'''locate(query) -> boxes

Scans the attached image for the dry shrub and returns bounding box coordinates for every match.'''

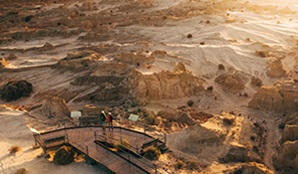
[255,50,269,58]
[207,86,213,91]
[186,160,198,170]
[176,159,186,169]
[187,100,194,107]
[54,146,75,165]
[223,117,235,126]
[15,168,28,174]
[9,146,22,154]
[142,147,161,160]
[218,64,225,70]
[145,115,155,125]
[187,34,192,38]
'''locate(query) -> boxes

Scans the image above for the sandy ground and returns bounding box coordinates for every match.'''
[0,106,106,174]
[0,0,298,173]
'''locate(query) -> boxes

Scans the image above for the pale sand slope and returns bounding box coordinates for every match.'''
[135,0,298,82]
[0,106,104,174]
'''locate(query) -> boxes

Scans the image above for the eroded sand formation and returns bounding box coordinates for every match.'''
[0,0,298,173]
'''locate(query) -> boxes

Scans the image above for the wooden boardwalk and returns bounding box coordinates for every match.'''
[33,126,166,174]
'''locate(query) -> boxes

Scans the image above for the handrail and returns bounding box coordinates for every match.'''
[66,134,89,155]
[34,125,169,173]
[39,126,163,143]
[33,133,46,148]
[95,133,156,171]
[95,140,152,174]
[95,131,139,152]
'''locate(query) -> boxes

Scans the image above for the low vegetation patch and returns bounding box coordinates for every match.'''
[223,117,235,126]
[15,168,28,174]
[54,146,75,165]
[8,146,22,154]
[142,146,161,160]
[187,100,194,107]
[255,50,269,58]
[176,159,186,169]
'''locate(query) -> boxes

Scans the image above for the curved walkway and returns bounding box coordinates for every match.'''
[33,126,165,174]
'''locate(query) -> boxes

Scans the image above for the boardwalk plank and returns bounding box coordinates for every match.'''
[36,127,158,174]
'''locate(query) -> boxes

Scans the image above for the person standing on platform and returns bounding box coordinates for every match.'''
[99,111,107,133]
[107,112,114,132]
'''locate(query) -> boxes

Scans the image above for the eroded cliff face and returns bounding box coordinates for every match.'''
[215,72,245,93]
[249,80,298,112]
[274,140,298,173]
[131,69,205,104]
[274,112,298,174]
[266,59,287,78]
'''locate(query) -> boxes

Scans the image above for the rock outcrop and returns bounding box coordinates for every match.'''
[231,162,274,174]
[0,80,33,102]
[267,59,287,78]
[31,96,70,119]
[157,110,197,129]
[281,124,298,143]
[55,51,103,70]
[115,52,155,67]
[72,75,129,104]
[81,104,109,117]
[249,80,298,112]
[7,53,18,60]
[220,143,249,163]
[214,72,245,93]
[250,76,263,88]
[0,58,8,68]
[91,62,130,76]
[274,140,298,173]
[131,70,205,104]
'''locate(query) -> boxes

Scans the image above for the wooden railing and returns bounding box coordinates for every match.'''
[33,125,169,174]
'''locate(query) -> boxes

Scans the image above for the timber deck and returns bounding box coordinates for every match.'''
[33,126,166,174]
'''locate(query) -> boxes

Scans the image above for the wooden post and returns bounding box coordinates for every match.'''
[33,133,37,146]
[164,132,167,144]
[136,145,138,153]
[65,134,68,143]
[86,146,89,155]
[128,152,131,168]
[144,124,146,134]
[94,131,97,141]
[143,124,146,141]
[120,119,122,141]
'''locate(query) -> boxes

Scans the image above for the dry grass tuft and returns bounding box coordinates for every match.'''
[8,146,22,154]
